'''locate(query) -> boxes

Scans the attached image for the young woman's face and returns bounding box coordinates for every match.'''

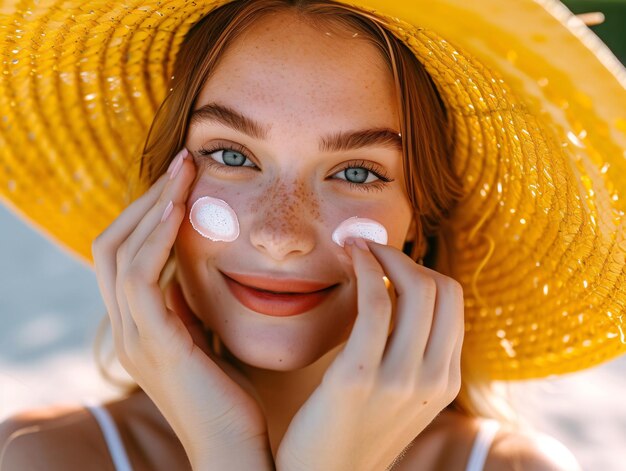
[174,11,415,370]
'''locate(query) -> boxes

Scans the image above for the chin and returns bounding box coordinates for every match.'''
[215,325,345,372]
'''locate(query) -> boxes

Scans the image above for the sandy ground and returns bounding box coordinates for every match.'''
[1,203,624,470]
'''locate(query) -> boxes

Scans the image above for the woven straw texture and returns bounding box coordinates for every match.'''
[0,0,625,380]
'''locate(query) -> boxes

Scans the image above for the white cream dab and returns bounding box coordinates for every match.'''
[331,216,388,247]
[189,196,239,242]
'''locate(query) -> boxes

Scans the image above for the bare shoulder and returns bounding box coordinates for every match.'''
[389,409,582,471]
[0,391,190,471]
[486,427,583,471]
[0,403,110,470]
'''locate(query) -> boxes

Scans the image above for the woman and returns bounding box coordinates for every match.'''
[1,0,624,469]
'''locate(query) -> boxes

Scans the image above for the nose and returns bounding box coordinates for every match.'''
[248,179,318,261]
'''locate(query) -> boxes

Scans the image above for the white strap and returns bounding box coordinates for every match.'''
[84,403,133,471]
[465,419,501,471]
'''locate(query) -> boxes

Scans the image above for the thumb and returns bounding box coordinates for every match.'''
[164,279,212,354]
[164,280,260,402]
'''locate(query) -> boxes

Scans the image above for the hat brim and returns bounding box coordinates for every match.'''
[0,0,624,380]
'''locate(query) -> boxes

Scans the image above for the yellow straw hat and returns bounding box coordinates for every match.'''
[0,0,625,381]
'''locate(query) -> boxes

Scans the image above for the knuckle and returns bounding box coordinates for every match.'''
[155,194,167,208]
[448,280,465,309]
[449,373,462,398]
[422,272,438,290]
[91,234,110,262]
[448,279,464,299]
[91,237,101,259]
[412,271,437,294]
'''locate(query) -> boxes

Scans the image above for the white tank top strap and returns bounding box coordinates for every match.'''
[84,401,133,471]
[464,418,501,471]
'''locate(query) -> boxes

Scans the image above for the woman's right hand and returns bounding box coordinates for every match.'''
[91,148,273,469]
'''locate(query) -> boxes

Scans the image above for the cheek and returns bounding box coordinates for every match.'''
[184,178,409,250]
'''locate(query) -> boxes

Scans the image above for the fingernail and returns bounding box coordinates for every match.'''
[168,148,187,179]
[161,200,174,222]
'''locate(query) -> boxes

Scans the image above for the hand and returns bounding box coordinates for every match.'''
[91,149,273,470]
[275,238,464,471]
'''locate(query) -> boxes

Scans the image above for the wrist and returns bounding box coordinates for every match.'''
[191,449,275,471]
[189,437,276,471]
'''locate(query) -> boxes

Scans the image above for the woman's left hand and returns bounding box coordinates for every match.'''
[274,238,465,471]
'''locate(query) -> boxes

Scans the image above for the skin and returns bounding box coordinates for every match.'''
[0,9,582,471]
[175,11,417,456]
[84,10,462,469]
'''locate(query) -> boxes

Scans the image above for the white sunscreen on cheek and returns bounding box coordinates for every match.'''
[331,216,388,247]
[189,196,240,242]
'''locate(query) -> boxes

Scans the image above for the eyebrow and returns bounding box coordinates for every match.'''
[190,102,402,153]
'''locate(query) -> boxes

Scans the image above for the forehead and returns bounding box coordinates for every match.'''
[195,11,400,132]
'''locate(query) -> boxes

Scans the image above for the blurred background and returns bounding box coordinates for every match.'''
[1,1,625,470]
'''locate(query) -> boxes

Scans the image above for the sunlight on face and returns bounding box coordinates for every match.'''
[174,10,414,371]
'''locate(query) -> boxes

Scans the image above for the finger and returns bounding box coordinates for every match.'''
[339,240,393,373]
[164,279,194,326]
[164,279,212,354]
[123,202,186,339]
[115,264,140,344]
[361,241,438,377]
[119,152,194,268]
[92,251,125,345]
[447,320,464,398]
[92,172,170,339]
[96,170,171,253]
[423,280,465,375]
[117,155,195,339]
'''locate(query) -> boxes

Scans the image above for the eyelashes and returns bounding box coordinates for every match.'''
[196,143,395,193]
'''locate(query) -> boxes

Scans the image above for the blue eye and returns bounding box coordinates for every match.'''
[335,167,378,184]
[197,144,394,193]
[201,146,256,168]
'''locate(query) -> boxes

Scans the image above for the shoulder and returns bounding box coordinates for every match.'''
[1,392,191,471]
[390,409,582,471]
[0,404,111,470]
[485,427,582,471]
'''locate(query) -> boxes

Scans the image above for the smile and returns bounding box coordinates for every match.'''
[221,271,338,317]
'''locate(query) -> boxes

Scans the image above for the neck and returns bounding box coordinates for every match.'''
[221,340,347,456]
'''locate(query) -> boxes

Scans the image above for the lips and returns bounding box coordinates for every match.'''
[221,271,338,317]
